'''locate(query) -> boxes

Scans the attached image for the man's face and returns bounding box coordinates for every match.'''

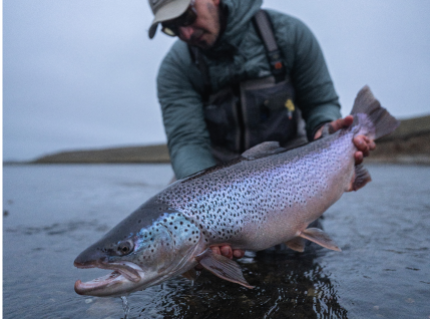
[174,0,221,50]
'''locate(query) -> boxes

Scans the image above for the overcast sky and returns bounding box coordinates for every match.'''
[3,0,430,161]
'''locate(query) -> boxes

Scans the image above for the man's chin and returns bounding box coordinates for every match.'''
[190,33,217,50]
[194,38,217,50]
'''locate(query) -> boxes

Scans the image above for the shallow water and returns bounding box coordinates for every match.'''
[3,164,430,318]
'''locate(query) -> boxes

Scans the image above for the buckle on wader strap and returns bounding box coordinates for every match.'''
[253,10,286,83]
[188,45,211,101]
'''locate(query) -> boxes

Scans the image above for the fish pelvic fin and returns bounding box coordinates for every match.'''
[195,249,254,289]
[347,164,372,192]
[351,86,400,140]
[285,237,306,252]
[299,228,341,252]
[181,269,199,281]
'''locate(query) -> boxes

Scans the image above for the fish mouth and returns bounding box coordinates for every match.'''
[74,260,143,296]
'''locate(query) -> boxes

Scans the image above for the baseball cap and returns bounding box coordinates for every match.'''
[148,0,192,39]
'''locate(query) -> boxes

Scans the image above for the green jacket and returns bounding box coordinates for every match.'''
[157,0,341,179]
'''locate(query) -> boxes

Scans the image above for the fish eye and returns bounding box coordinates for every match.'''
[117,240,134,256]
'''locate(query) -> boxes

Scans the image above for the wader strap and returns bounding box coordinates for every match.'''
[253,10,286,82]
[188,9,286,97]
[188,45,211,100]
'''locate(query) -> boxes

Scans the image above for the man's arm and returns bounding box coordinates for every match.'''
[272,12,376,162]
[157,42,217,180]
[267,10,342,139]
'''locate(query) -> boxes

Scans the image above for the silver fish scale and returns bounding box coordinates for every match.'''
[157,130,354,246]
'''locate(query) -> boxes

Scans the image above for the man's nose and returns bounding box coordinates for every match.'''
[178,26,194,41]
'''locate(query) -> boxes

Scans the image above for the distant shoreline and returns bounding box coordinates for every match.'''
[5,115,429,166]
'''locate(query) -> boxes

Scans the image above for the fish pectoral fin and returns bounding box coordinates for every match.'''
[299,228,342,252]
[241,141,285,160]
[285,237,306,252]
[181,269,198,281]
[195,249,254,289]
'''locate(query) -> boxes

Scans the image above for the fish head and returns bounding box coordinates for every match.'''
[74,209,203,297]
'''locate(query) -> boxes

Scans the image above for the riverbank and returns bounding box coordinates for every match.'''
[366,114,430,165]
[9,114,429,165]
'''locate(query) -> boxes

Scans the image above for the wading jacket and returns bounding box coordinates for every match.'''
[157,0,341,179]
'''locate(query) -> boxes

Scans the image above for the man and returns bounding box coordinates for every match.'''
[148,0,375,259]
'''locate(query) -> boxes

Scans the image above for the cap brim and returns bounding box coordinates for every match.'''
[148,0,191,39]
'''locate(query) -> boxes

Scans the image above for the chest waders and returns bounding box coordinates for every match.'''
[190,10,307,164]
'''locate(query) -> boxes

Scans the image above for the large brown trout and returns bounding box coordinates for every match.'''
[74,86,399,297]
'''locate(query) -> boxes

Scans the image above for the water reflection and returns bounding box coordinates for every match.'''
[4,164,429,318]
[129,248,347,319]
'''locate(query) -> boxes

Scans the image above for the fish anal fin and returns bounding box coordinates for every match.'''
[181,269,198,281]
[241,142,285,160]
[285,237,306,252]
[299,228,341,252]
[348,164,372,192]
[195,249,254,289]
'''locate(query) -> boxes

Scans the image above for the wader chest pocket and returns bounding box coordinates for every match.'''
[204,87,240,150]
[241,77,297,148]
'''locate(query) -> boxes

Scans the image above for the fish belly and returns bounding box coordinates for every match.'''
[236,134,356,251]
[162,132,356,252]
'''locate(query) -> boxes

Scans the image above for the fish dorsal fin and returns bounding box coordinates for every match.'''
[241,141,285,160]
[285,237,306,252]
[299,228,342,252]
[195,249,254,289]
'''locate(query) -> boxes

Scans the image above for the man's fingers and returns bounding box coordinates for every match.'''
[314,116,355,140]
[354,136,372,157]
[209,245,244,259]
[220,246,233,259]
[353,135,376,165]
[233,249,245,258]
[369,139,376,151]
[210,246,221,255]
[331,116,354,132]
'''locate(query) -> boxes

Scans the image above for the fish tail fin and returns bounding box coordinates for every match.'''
[350,86,400,140]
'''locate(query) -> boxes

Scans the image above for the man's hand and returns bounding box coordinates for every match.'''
[314,115,376,165]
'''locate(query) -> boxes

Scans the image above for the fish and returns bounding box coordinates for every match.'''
[74,86,399,297]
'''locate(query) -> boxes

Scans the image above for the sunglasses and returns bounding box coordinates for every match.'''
[161,3,197,37]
